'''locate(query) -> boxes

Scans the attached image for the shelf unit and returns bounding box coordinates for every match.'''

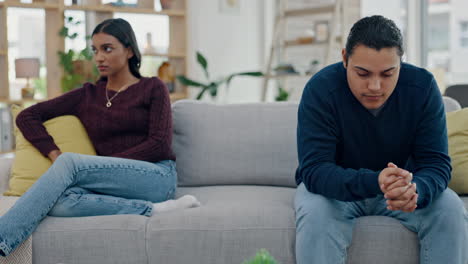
[0,0,188,103]
[143,51,185,59]
[282,36,342,47]
[283,5,335,17]
[261,0,359,101]
[260,1,344,101]
[64,4,185,16]
[0,98,44,104]
[0,2,59,9]
[0,3,8,99]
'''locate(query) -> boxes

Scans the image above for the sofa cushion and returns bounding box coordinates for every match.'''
[32,215,147,264]
[446,108,468,194]
[148,186,296,264]
[4,105,96,196]
[172,100,298,187]
[347,216,419,263]
[0,153,14,194]
[462,196,468,209]
[147,187,468,264]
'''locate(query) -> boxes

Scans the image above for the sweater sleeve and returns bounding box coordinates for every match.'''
[296,78,382,201]
[411,78,451,209]
[15,86,84,157]
[110,78,173,162]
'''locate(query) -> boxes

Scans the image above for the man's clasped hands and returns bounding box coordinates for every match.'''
[379,162,418,212]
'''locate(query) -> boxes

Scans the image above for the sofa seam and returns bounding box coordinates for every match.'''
[34,223,401,233]
[34,228,146,233]
[148,227,296,232]
[144,215,151,264]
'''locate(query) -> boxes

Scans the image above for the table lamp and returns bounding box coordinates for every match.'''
[15,58,40,99]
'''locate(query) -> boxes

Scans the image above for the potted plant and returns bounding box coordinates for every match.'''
[176,51,263,100]
[275,86,289,101]
[58,16,97,93]
[242,249,279,264]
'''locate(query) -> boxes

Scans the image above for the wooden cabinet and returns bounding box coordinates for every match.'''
[0,0,187,103]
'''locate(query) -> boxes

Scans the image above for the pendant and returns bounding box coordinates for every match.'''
[106,102,112,108]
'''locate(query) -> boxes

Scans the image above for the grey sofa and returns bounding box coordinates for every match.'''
[0,99,466,264]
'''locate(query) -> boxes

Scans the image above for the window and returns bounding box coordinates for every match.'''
[7,8,46,99]
[361,0,409,60]
[461,21,468,48]
[425,0,468,89]
[63,11,171,80]
[114,13,170,77]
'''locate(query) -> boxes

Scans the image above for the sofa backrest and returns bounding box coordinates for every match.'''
[172,100,298,187]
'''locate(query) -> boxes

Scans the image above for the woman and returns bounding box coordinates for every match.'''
[0,18,199,257]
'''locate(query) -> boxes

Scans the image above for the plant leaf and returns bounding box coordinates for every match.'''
[208,83,218,97]
[176,75,205,87]
[225,71,264,89]
[242,249,278,264]
[275,87,289,101]
[61,73,83,93]
[59,27,68,37]
[196,51,210,80]
[79,47,93,60]
[196,86,209,100]
[235,71,264,77]
[58,50,75,73]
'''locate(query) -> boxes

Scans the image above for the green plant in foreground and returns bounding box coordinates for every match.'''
[242,249,279,264]
[176,51,263,100]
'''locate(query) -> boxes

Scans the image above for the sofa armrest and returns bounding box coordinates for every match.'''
[0,153,14,194]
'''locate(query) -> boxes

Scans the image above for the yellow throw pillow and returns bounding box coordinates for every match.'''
[446,108,468,195]
[4,105,96,196]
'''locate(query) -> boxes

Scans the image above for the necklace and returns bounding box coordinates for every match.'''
[105,84,129,108]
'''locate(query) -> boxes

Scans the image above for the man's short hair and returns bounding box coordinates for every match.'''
[345,15,404,62]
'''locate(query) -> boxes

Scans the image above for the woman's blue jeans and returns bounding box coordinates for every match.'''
[0,153,177,256]
[295,183,468,264]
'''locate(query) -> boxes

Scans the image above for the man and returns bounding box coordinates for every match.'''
[295,15,468,264]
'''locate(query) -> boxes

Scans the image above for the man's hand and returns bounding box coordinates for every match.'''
[379,162,418,212]
[385,182,418,212]
[378,162,412,193]
[47,150,62,162]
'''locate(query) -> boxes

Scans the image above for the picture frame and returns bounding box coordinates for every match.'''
[314,21,329,42]
[219,0,240,15]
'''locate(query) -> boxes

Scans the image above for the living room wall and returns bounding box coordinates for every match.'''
[186,0,273,103]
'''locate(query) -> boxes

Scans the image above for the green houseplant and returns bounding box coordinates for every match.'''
[242,249,279,264]
[275,86,289,101]
[58,16,97,93]
[176,51,263,100]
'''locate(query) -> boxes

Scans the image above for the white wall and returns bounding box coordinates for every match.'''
[187,0,271,103]
[361,0,404,28]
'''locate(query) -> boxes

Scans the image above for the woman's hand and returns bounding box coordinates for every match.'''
[47,150,62,162]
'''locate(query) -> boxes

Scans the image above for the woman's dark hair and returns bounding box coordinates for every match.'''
[92,18,141,78]
[345,15,404,64]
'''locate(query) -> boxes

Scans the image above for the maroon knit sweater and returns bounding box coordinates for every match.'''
[16,77,175,163]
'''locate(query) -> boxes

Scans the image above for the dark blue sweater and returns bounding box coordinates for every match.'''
[295,62,451,209]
